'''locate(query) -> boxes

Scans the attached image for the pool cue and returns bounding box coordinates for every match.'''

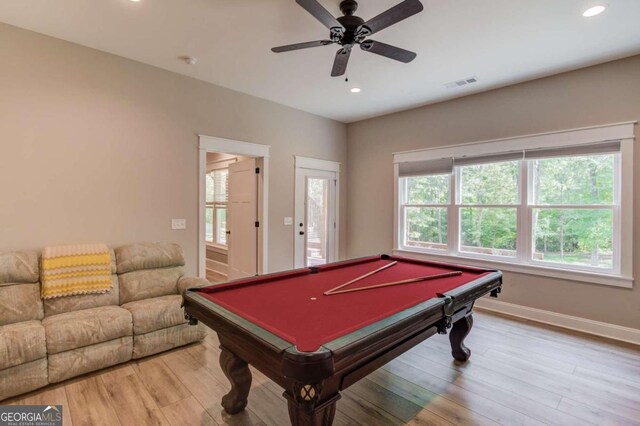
[324,261,398,295]
[325,271,463,296]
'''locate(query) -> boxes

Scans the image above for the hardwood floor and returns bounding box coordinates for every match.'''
[6,310,640,425]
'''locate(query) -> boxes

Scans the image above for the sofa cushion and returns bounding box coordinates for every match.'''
[109,249,117,274]
[0,251,39,285]
[0,283,44,326]
[177,276,211,295]
[0,320,46,370]
[48,336,132,383]
[0,358,49,402]
[122,294,186,335]
[44,275,120,317]
[42,306,132,355]
[118,267,183,304]
[115,243,185,274]
[132,323,205,359]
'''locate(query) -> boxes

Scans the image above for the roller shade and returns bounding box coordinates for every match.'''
[397,141,620,177]
[454,151,524,167]
[524,141,621,160]
[398,158,453,177]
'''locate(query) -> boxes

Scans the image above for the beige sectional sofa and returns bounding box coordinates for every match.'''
[0,242,207,401]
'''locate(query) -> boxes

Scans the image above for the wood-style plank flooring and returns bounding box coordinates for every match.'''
[6,310,640,425]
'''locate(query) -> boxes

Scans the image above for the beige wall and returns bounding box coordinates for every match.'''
[206,152,248,169]
[2,21,638,330]
[347,55,640,329]
[0,23,347,275]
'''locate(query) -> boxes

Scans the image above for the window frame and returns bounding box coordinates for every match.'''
[393,122,635,288]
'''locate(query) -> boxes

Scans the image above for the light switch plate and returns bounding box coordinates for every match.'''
[284,217,293,226]
[172,219,187,230]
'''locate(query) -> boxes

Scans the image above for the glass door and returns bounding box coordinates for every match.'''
[294,168,337,268]
[305,177,331,266]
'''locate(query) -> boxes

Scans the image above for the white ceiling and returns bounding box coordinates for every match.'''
[1,0,640,123]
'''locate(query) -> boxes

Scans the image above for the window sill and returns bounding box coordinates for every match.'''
[393,248,634,289]
[206,243,228,254]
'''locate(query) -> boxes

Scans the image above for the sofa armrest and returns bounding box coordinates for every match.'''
[177,276,210,295]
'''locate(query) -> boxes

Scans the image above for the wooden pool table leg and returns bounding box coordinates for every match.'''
[219,346,252,414]
[449,314,473,362]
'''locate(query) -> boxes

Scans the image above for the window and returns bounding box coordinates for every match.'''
[531,154,615,269]
[396,131,631,283]
[206,169,228,246]
[400,174,449,251]
[459,160,519,257]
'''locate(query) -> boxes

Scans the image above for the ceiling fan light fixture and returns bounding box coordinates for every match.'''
[350,87,361,93]
[273,0,424,77]
[583,5,607,17]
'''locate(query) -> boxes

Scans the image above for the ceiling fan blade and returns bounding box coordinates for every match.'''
[360,40,416,63]
[272,40,334,53]
[331,47,352,77]
[296,0,343,30]
[358,0,423,36]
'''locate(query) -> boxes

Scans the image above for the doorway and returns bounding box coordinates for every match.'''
[294,156,340,268]
[198,135,270,280]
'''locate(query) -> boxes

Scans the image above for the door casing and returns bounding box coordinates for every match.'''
[198,135,270,279]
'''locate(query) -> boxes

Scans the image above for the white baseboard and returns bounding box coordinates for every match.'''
[475,298,640,346]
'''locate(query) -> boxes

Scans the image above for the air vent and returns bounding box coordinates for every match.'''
[445,76,478,89]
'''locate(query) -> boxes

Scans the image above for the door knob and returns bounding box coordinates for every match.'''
[226,230,231,235]
[299,231,305,235]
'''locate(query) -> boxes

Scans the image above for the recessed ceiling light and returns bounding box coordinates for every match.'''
[350,87,361,93]
[130,0,142,2]
[583,5,607,17]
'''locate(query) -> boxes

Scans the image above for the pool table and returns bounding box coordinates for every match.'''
[183,255,502,426]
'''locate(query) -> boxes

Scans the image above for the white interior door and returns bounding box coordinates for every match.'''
[227,158,258,279]
[294,168,338,268]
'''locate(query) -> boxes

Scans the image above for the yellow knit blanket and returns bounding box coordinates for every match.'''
[41,243,113,299]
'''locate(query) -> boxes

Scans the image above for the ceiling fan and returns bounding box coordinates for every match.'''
[272,0,424,77]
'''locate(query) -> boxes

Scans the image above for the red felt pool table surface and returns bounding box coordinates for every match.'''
[195,255,492,352]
